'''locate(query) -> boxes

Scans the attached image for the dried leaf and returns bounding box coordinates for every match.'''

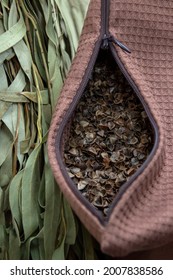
[0,0,90,260]
[21,144,42,240]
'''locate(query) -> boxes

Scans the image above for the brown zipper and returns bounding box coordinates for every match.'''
[55,0,159,224]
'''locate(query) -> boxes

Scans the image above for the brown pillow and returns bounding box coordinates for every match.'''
[48,0,173,258]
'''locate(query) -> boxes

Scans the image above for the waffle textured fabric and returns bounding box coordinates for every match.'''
[48,0,173,258]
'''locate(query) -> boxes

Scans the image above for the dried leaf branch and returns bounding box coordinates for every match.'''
[0,0,90,260]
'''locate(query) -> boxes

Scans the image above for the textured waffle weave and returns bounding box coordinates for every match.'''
[48,0,173,257]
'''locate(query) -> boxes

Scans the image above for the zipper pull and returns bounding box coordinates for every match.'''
[101,34,131,54]
[102,34,111,49]
[111,36,131,53]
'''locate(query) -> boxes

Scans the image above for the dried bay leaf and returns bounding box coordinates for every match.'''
[9,170,24,241]
[0,124,13,166]
[63,197,76,246]
[0,146,12,187]
[0,224,8,260]
[8,227,22,260]
[43,145,62,259]
[0,64,8,91]
[0,12,26,54]
[21,144,42,240]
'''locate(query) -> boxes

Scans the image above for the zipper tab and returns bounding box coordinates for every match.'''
[101,0,131,54]
[101,34,131,53]
[111,36,131,53]
[101,34,111,49]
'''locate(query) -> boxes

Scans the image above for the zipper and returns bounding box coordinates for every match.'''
[102,34,131,53]
[101,0,109,36]
[101,0,131,53]
[55,0,159,224]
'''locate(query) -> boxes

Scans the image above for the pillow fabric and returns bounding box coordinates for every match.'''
[48,0,173,258]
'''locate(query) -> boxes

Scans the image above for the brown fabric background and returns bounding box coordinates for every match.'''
[48,0,173,258]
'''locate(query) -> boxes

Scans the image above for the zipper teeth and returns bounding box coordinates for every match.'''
[101,0,109,35]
